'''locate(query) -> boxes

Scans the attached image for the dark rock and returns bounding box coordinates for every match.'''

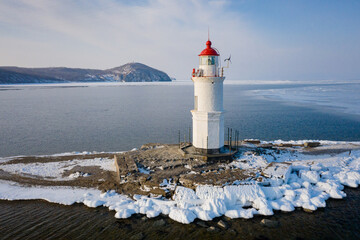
[152,219,166,227]
[260,219,279,228]
[130,232,144,240]
[114,155,138,178]
[139,176,147,184]
[172,176,179,183]
[278,143,293,147]
[227,229,237,235]
[254,235,270,240]
[303,208,314,213]
[196,221,208,228]
[243,139,261,144]
[217,219,229,229]
[304,142,320,148]
[179,169,254,188]
[260,144,273,148]
[207,226,220,232]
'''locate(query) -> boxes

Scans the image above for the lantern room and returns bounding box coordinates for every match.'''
[194,40,221,78]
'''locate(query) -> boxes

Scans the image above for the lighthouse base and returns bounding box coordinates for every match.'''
[194,146,224,155]
[180,143,237,162]
[191,110,224,151]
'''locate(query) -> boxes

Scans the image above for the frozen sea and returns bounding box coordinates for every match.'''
[1,81,360,239]
[0,81,360,157]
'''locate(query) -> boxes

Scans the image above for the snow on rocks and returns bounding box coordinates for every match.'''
[253,197,274,215]
[225,208,257,219]
[261,186,284,200]
[0,157,116,180]
[202,198,227,217]
[191,207,217,221]
[159,178,177,192]
[173,186,198,201]
[0,143,360,225]
[169,208,197,224]
[334,171,360,188]
[299,170,320,184]
[115,208,137,219]
[262,162,292,184]
[69,172,90,179]
[223,184,266,206]
[0,180,102,205]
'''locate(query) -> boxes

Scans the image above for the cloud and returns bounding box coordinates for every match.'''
[0,0,359,81]
[0,0,256,78]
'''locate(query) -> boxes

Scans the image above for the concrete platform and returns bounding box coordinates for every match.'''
[179,143,238,162]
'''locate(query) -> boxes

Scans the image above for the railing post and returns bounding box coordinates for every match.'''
[207,136,208,150]
[227,128,230,149]
[189,127,191,144]
[230,128,232,152]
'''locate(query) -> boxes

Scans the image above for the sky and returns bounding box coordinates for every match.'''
[0,0,359,81]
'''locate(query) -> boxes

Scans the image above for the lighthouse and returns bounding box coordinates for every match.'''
[191,39,225,154]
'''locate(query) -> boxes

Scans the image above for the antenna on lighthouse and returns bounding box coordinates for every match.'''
[208,26,210,40]
[224,55,232,68]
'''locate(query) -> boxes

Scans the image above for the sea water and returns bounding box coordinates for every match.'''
[0,82,359,157]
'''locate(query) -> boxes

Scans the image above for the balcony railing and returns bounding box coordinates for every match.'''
[192,68,224,78]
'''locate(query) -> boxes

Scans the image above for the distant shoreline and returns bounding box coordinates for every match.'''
[1,79,359,86]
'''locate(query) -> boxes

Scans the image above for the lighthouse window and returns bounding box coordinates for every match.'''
[194,96,198,110]
[200,56,215,65]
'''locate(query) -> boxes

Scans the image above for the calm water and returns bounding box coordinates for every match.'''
[1,82,360,157]
[1,82,360,240]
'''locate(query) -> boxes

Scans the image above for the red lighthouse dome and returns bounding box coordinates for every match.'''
[199,40,219,56]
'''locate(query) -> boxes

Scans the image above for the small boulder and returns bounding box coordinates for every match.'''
[244,139,261,144]
[152,219,166,227]
[278,143,293,147]
[217,219,229,229]
[130,232,144,240]
[139,176,147,184]
[260,219,279,228]
[304,142,320,148]
[260,144,273,149]
[196,221,208,228]
[303,208,314,213]
[227,229,237,236]
[207,226,220,232]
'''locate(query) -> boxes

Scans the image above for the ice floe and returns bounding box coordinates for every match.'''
[251,83,360,116]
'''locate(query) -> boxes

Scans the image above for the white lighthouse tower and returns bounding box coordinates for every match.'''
[191,39,225,154]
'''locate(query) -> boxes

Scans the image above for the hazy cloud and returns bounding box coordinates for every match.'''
[0,0,359,81]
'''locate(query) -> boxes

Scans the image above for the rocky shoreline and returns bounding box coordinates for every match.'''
[0,140,360,226]
[0,140,348,197]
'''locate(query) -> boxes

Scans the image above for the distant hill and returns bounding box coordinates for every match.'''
[0,62,172,84]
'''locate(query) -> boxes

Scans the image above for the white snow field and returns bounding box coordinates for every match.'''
[0,157,116,180]
[0,141,360,224]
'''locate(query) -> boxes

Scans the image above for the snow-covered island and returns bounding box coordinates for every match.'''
[0,62,172,84]
[0,140,360,225]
